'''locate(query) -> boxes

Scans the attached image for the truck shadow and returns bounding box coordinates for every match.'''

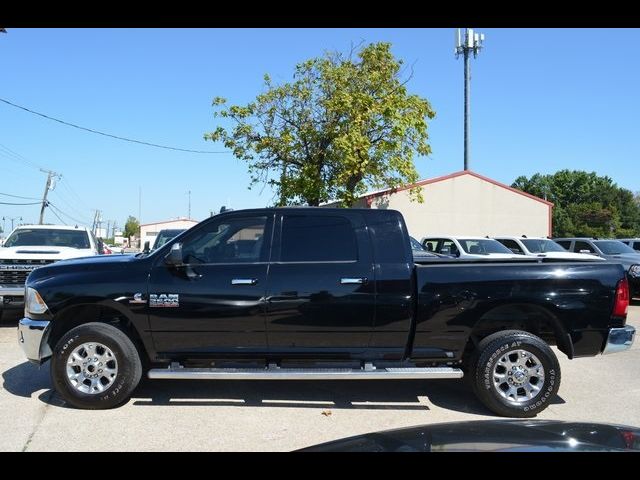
[2,361,565,416]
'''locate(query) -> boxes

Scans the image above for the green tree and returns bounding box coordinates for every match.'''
[205,42,436,207]
[512,170,640,237]
[123,216,139,238]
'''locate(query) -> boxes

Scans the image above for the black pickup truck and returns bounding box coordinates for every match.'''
[18,208,635,416]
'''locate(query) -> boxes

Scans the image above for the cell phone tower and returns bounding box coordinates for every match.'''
[455,28,485,171]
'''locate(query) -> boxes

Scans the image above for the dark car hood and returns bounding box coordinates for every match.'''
[297,420,640,452]
[27,253,143,283]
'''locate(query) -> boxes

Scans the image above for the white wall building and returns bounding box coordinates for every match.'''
[326,170,553,239]
[139,218,199,250]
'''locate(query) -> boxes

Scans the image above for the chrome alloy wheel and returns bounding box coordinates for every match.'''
[492,349,545,403]
[66,342,118,394]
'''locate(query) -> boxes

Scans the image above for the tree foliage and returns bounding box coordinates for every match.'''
[512,170,640,237]
[204,42,435,207]
[123,216,139,238]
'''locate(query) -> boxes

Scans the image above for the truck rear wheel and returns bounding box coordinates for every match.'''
[470,330,560,418]
[51,322,142,409]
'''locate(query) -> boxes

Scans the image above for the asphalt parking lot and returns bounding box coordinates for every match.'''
[1,306,639,452]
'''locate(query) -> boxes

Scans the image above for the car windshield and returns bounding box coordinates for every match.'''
[153,229,187,249]
[459,239,513,255]
[521,239,566,253]
[410,236,425,251]
[3,228,90,249]
[593,240,637,255]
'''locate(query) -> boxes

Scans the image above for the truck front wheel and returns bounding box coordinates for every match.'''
[51,322,142,409]
[470,330,561,418]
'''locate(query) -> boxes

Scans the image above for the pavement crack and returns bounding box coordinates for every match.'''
[21,390,55,452]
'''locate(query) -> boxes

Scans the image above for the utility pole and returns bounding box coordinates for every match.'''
[91,210,98,233]
[39,169,61,224]
[455,28,485,171]
[187,190,191,219]
[3,216,22,231]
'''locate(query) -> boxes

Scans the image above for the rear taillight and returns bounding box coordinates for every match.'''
[612,277,630,318]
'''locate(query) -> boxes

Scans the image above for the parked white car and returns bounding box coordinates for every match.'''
[420,236,523,259]
[0,224,101,309]
[494,236,604,261]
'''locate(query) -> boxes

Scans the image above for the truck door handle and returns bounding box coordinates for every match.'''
[340,277,368,285]
[231,278,258,286]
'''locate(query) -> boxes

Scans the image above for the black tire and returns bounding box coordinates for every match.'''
[469,330,561,418]
[50,322,142,409]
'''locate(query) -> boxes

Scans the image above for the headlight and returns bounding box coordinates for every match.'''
[24,287,49,316]
[629,265,640,278]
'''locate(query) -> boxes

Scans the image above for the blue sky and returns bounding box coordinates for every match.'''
[0,28,638,232]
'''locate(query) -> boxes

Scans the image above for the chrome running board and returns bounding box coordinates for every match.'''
[148,365,464,380]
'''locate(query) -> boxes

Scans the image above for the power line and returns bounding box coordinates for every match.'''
[50,189,93,224]
[0,143,45,171]
[48,203,91,226]
[0,200,41,205]
[47,205,67,225]
[0,191,41,201]
[59,177,89,206]
[0,97,231,155]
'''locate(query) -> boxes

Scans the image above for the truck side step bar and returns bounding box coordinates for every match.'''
[147,365,464,380]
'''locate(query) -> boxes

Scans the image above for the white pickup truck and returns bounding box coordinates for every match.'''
[0,224,101,316]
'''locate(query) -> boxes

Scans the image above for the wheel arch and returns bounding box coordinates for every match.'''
[468,302,574,359]
[47,301,149,361]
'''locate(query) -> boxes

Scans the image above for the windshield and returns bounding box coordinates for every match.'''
[593,240,637,255]
[153,229,187,249]
[3,228,90,249]
[410,237,425,251]
[521,239,566,253]
[459,239,513,255]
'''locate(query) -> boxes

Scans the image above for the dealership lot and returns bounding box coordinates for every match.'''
[1,306,639,452]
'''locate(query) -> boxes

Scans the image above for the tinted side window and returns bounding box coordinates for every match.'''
[633,241,640,251]
[181,216,267,264]
[574,241,595,253]
[555,240,572,250]
[281,215,357,262]
[368,214,407,263]
[499,239,523,254]
[440,239,459,255]
[422,239,439,252]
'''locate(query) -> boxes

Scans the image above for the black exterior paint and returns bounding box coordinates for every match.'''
[25,208,629,366]
[297,420,640,452]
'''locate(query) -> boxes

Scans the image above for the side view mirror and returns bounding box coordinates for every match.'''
[143,241,150,253]
[579,249,592,254]
[165,242,184,266]
[440,247,451,255]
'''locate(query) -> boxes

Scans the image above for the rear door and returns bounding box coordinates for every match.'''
[265,211,375,353]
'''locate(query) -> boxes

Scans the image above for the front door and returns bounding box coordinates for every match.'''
[265,211,375,356]
[148,213,273,356]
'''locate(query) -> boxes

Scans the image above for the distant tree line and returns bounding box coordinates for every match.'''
[512,170,640,238]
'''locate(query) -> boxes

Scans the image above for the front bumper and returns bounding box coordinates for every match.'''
[602,326,636,355]
[17,318,52,364]
[0,285,25,311]
[0,286,24,296]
